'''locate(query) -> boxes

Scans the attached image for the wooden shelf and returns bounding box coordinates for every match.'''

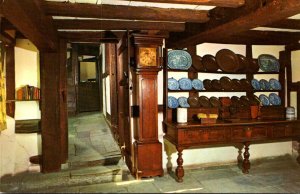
[6,99,40,102]
[167,69,280,75]
[168,89,281,92]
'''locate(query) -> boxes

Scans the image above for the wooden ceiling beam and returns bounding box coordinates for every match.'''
[53,19,185,32]
[263,19,300,30]
[218,30,300,45]
[126,0,245,8]
[0,0,58,51]
[168,0,300,47]
[43,1,209,23]
[58,31,124,41]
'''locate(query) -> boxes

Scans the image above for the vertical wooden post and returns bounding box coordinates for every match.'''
[59,40,68,163]
[132,34,164,178]
[5,44,15,117]
[40,40,67,172]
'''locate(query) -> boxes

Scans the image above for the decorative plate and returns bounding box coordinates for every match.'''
[203,79,213,90]
[192,55,205,71]
[258,54,280,72]
[232,79,242,91]
[215,49,240,73]
[178,97,190,108]
[249,95,260,106]
[251,79,261,90]
[211,79,222,90]
[168,50,192,70]
[240,96,251,107]
[269,93,281,106]
[188,96,200,108]
[269,78,281,90]
[178,78,192,90]
[168,96,179,108]
[259,94,270,106]
[210,96,221,108]
[220,76,233,91]
[259,79,271,90]
[231,96,240,106]
[199,96,211,108]
[192,79,204,90]
[248,59,260,73]
[237,54,249,73]
[240,78,252,91]
[202,54,219,72]
[168,77,179,90]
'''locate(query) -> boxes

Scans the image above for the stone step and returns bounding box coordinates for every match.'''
[68,154,122,170]
[0,164,123,192]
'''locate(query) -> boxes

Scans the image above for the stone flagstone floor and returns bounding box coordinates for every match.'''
[2,112,300,193]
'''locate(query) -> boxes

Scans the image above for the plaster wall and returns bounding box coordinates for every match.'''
[0,40,41,177]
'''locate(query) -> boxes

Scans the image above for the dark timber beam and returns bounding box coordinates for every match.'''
[43,1,209,23]
[264,19,300,30]
[168,0,300,47]
[126,0,245,8]
[58,31,124,42]
[217,30,300,45]
[54,19,185,32]
[0,0,58,51]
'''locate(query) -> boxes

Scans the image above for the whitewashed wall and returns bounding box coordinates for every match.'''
[0,40,41,177]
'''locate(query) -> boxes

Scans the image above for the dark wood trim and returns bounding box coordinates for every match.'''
[40,51,61,173]
[58,31,123,41]
[264,19,300,30]
[212,31,300,45]
[5,44,15,118]
[43,1,209,23]
[128,0,244,7]
[168,0,300,47]
[54,19,185,32]
[15,119,41,134]
[2,0,58,51]
[59,40,68,164]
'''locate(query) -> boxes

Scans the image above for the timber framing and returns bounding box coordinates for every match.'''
[54,19,185,32]
[42,1,209,23]
[168,0,300,47]
[126,0,245,8]
[0,0,58,51]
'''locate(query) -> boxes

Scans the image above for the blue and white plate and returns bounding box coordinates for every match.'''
[269,78,281,90]
[259,94,270,106]
[168,96,179,108]
[168,50,192,70]
[168,78,179,90]
[192,79,204,90]
[251,79,260,90]
[269,93,281,105]
[178,97,190,108]
[178,78,192,90]
[258,54,280,72]
[259,79,271,90]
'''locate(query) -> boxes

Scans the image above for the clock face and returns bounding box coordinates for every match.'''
[139,47,157,67]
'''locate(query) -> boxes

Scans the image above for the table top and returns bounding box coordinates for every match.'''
[164,118,300,129]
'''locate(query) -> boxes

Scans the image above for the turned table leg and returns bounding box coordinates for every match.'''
[175,147,184,182]
[242,142,250,174]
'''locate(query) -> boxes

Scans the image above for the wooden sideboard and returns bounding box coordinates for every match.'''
[164,119,300,182]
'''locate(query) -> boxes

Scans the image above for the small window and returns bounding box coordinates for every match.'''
[79,62,97,82]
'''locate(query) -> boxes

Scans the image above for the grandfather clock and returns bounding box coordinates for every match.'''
[131,34,164,178]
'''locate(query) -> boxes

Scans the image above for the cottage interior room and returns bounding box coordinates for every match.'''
[1,0,300,192]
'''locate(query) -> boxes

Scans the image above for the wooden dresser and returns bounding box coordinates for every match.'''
[164,119,300,182]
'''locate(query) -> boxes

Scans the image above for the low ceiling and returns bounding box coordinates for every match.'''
[1,0,300,50]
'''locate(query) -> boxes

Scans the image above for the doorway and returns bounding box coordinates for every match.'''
[78,57,101,112]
